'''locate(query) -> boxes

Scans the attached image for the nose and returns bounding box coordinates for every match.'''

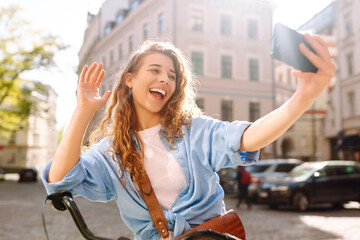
[159,73,169,84]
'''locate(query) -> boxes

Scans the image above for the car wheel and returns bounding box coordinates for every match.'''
[293,192,309,212]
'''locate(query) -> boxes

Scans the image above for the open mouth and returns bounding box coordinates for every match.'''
[149,88,167,100]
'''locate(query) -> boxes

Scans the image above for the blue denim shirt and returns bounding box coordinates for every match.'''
[42,116,259,239]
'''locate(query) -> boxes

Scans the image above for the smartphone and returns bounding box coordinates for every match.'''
[270,23,318,73]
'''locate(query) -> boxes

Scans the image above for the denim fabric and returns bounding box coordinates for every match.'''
[42,116,259,239]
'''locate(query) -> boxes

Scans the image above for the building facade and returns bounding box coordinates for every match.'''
[0,82,58,173]
[79,0,276,158]
[273,2,337,162]
[334,0,360,161]
[276,0,360,162]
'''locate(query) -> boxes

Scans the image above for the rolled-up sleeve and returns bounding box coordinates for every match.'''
[190,117,259,172]
[41,138,116,202]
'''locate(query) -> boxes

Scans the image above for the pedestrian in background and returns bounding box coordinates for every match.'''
[236,166,252,209]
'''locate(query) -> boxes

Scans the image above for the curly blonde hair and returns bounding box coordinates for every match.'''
[88,40,202,187]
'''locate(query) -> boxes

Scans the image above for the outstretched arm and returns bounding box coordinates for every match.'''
[48,62,111,183]
[239,34,335,152]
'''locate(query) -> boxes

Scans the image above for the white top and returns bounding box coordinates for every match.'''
[138,124,186,210]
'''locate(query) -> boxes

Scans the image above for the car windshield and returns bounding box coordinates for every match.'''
[288,165,317,179]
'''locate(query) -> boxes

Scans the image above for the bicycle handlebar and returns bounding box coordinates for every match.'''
[46,191,114,240]
[44,191,241,240]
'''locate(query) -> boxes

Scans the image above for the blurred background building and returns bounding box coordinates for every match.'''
[78,0,360,162]
[2,0,358,176]
[274,2,337,161]
[0,82,57,174]
[79,0,277,158]
[334,0,360,161]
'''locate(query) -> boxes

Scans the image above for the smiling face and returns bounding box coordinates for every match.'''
[125,52,177,129]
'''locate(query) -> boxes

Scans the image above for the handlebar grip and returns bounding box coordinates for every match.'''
[47,190,73,211]
[46,191,113,240]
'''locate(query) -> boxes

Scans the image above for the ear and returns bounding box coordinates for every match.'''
[124,73,133,88]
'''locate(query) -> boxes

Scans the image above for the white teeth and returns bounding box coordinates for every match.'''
[150,88,166,96]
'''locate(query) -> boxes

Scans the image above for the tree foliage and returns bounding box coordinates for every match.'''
[0,5,64,139]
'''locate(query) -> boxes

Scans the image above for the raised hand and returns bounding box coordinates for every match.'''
[292,34,336,102]
[77,62,112,113]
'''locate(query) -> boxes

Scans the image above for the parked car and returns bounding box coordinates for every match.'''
[258,160,360,211]
[19,168,38,182]
[245,159,303,201]
[217,159,302,196]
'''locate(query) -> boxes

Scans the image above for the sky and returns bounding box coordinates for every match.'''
[0,0,334,130]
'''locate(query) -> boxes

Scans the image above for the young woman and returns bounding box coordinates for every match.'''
[42,37,335,239]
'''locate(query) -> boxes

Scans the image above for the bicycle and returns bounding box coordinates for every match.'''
[42,190,242,240]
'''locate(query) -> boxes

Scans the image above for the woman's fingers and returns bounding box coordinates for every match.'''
[304,34,331,65]
[299,43,330,74]
[90,62,103,84]
[80,62,106,87]
[84,62,97,82]
[312,35,336,72]
[301,34,335,75]
[95,69,105,88]
[79,65,88,83]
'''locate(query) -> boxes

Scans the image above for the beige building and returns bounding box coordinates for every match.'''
[273,2,337,162]
[334,0,360,161]
[276,0,360,162]
[79,0,276,158]
[0,82,58,173]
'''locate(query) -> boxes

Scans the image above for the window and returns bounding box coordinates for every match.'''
[128,35,133,55]
[336,166,357,175]
[104,22,115,36]
[118,43,123,61]
[191,51,203,76]
[110,50,114,66]
[220,14,231,35]
[246,165,271,173]
[221,100,233,121]
[143,23,149,40]
[346,53,353,77]
[116,10,128,25]
[158,13,164,34]
[249,59,259,81]
[34,133,40,146]
[221,55,232,79]
[274,164,298,173]
[344,14,352,37]
[347,91,355,117]
[130,0,140,10]
[190,9,203,31]
[249,102,260,122]
[196,98,204,111]
[247,19,258,40]
[319,166,337,177]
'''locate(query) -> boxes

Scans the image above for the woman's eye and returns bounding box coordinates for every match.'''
[169,75,176,80]
[150,69,159,73]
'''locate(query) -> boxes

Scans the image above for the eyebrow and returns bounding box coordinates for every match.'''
[148,64,176,74]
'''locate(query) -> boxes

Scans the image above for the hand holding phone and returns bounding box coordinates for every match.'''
[270,23,318,73]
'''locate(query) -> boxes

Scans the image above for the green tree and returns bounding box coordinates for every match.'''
[0,5,64,139]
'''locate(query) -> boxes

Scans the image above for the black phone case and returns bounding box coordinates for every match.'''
[270,23,318,73]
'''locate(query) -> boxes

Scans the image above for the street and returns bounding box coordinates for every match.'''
[1,179,360,240]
